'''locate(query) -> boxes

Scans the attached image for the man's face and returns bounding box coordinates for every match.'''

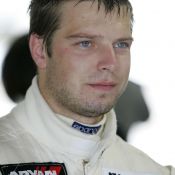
[36,1,132,123]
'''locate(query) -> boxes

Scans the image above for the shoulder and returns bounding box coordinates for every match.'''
[0,113,22,162]
[0,112,44,163]
[0,113,17,140]
[0,112,26,149]
[0,101,27,143]
[102,135,172,174]
[0,111,29,156]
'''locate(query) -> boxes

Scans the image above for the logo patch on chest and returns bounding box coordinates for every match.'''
[72,121,101,135]
[0,162,67,175]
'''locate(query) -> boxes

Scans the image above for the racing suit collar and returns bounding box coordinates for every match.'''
[14,76,117,163]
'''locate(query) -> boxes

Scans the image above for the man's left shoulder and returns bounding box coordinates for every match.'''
[102,135,174,175]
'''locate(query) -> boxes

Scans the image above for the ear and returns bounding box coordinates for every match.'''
[29,34,47,69]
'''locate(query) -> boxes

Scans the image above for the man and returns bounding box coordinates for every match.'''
[0,0,174,175]
[2,35,149,141]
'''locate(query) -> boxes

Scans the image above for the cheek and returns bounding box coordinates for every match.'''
[124,60,131,73]
[52,44,94,82]
[52,47,73,71]
[118,57,130,80]
[63,47,70,53]
[61,47,91,73]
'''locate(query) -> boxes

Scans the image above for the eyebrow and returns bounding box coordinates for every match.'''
[117,37,134,42]
[66,33,133,42]
[66,33,103,39]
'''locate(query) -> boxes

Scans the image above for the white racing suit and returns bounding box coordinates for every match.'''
[0,77,174,175]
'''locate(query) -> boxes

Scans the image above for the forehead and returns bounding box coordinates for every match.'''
[59,1,132,28]
[54,0,131,38]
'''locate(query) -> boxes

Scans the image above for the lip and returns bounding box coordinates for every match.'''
[88,82,116,91]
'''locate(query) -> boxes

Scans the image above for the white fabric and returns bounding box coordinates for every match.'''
[0,77,174,175]
[55,112,106,161]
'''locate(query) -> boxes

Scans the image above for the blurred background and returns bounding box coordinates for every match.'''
[0,0,175,166]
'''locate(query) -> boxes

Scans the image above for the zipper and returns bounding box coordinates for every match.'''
[82,160,88,175]
[82,148,105,175]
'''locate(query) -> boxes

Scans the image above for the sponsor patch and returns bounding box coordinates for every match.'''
[72,121,101,135]
[0,162,67,175]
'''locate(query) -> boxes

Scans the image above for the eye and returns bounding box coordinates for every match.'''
[114,41,130,49]
[79,40,92,48]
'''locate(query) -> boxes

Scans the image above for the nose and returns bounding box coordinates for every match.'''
[97,44,117,72]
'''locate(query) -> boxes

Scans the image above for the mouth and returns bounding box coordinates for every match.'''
[88,82,116,91]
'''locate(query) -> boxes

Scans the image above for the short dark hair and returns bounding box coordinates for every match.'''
[29,0,133,57]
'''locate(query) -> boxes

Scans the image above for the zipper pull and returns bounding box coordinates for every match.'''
[82,160,88,175]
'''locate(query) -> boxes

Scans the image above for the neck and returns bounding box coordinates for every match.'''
[49,101,104,125]
[63,113,104,125]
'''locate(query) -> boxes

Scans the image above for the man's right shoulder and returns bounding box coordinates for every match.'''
[0,113,22,143]
[0,110,29,147]
[0,113,22,161]
[0,112,40,163]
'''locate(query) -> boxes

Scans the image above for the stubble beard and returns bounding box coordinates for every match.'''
[46,80,116,118]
